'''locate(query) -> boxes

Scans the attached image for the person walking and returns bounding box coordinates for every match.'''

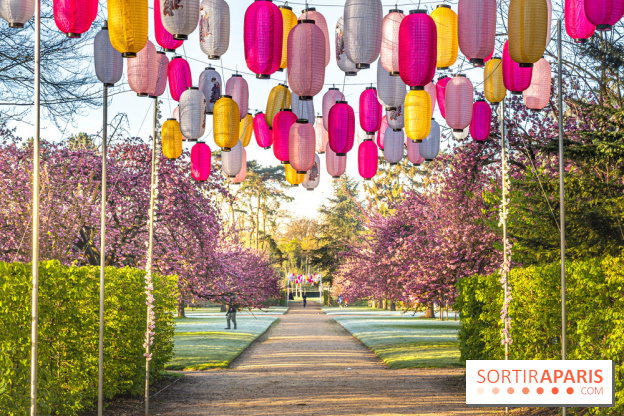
[225,301,237,330]
[302,293,307,308]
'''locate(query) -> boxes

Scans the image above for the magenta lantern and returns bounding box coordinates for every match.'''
[445,74,473,132]
[436,76,450,118]
[406,137,425,165]
[566,0,596,42]
[377,116,388,150]
[287,20,326,100]
[358,140,378,180]
[584,0,624,30]
[154,0,183,51]
[254,112,272,149]
[191,142,212,181]
[272,109,297,163]
[326,145,347,178]
[398,10,437,87]
[328,101,355,156]
[168,56,192,102]
[226,74,249,119]
[54,0,97,38]
[244,0,283,79]
[322,88,345,130]
[425,81,437,117]
[469,100,492,141]
[502,40,533,94]
[127,40,158,97]
[149,51,169,98]
[458,0,497,67]
[289,120,316,173]
[360,87,382,134]
[523,58,552,111]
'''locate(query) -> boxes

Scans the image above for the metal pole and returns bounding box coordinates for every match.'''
[500,98,509,415]
[30,0,42,413]
[557,19,567,416]
[97,85,108,416]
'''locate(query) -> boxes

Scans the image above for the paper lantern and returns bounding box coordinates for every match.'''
[214,95,240,151]
[160,0,198,41]
[344,0,383,69]
[54,0,97,38]
[326,146,346,178]
[377,60,407,110]
[266,84,291,128]
[299,8,330,66]
[244,0,283,79]
[314,116,328,153]
[285,163,305,186]
[584,0,624,30]
[180,87,206,141]
[508,0,549,66]
[328,101,355,156]
[387,104,404,130]
[425,81,437,116]
[458,0,496,67]
[377,117,388,150]
[358,140,378,180]
[226,74,249,119]
[198,66,222,114]
[322,88,345,130]
[273,109,297,163]
[546,0,553,44]
[239,113,254,147]
[431,5,458,70]
[0,0,34,27]
[381,9,404,75]
[149,52,169,98]
[453,127,469,139]
[436,76,450,118]
[222,140,243,177]
[168,56,192,101]
[302,154,321,191]
[399,10,436,87]
[335,16,360,76]
[445,74,473,132]
[191,142,211,181]
[279,5,297,69]
[154,0,182,51]
[566,0,596,42]
[406,136,425,165]
[162,118,183,159]
[523,58,552,111]
[292,92,315,122]
[288,20,326,100]
[108,0,147,57]
[199,0,230,59]
[469,100,492,141]
[94,24,123,86]
[127,40,157,97]
[383,128,403,164]
[484,57,506,104]
[419,119,440,161]
[230,147,247,184]
[360,87,382,134]
[405,87,432,142]
[502,40,533,94]
[289,119,316,173]
[253,112,272,149]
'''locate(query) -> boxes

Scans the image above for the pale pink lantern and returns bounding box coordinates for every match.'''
[230,148,247,184]
[381,9,404,75]
[326,145,347,178]
[191,142,212,182]
[253,112,272,149]
[358,139,378,180]
[288,20,326,100]
[127,40,158,97]
[226,74,249,119]
[406,138,425,165]
[469,100,492,141]
[566,0,596,42]
[154,0,183,51]
[436,76,450,118]
[445,74,473,132]
[523,58,552,111]
[458,0,497,67]
[360,87,382,134]
[289,120,316,173]
[54,0,97,38]
[377,116,388,150]
[425,81,437,117]
[299,8,330,66]
[322,88,345,130]
[149,51,169,98]
[314,116,328,153]
[168,56,192,102]
[328,101,355,156]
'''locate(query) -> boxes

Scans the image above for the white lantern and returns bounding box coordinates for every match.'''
[344,0,383,69]
[160,0,199,40]
[198,66,222,114]
[199,0,230,59]
[377,59,406,110]
[149,52,170,98]
[230,147,247,184]
[420,119,440,160]
[303,154,321,191]
[0,0,34,28]
[291,92,315,122]
[225,74,249,120]
[387,105,404,130]
[180,87,207,140]
[452,126,469,139]
[222,140,243,177]
[94,23,123,87]
[383,128,404,164]
[335,16,359,76]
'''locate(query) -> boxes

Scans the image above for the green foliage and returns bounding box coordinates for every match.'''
[0,260,177,415]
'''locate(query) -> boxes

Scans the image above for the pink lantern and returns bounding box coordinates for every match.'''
[469,100,492,141]
[299,8,330,66]
[358,140,378,180]
[289,120,316,173]
[191,142,212,181]
[149,51,169,98]
[359,87,382,134]
[287,20,326,100]
[272,109,297,163]
[322,88,345,130]
[328,101,355,156]
[381,9,404,75]
[458,0,497,67]
[406,136,425,165]
[168,56,192,102]
[244,0,283,78]
[445,74,473,132]
[127,40,158,97]
[54,0,97,38]
[314,116,328,153]
[230,147,247,184]
[377,116,388,150]
[523,58,552,111]
[253,112,272,149]
[566,0,596,42]
[399,10,437,87]
[425,81,437,117]
[154,0,183,51]
[502,40,533,94]
[584,0,624,30]
[326,145,346,178]
[226,74,249,119]
[436,76,450,118]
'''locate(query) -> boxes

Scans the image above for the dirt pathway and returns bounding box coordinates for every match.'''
[151,303,496,416]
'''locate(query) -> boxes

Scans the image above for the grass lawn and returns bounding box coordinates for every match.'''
[323,306,424,316]
[333,316,461,369]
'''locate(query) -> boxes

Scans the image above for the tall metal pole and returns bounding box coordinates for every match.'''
[30,0,42,413]
[557,19,567,416]
[499,98,509,415]
[97,85,108,416]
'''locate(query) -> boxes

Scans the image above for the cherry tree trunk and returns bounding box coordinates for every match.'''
[177,300,186,318]
[424,303,435,318]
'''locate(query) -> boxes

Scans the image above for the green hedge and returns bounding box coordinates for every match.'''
[456,257,624,414]
[0,260,178,415]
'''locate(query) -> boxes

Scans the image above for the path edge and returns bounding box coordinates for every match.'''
[228,316,282,368]
[330,317,391,369]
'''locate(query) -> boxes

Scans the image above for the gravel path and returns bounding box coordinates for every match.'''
[151,302,495,416]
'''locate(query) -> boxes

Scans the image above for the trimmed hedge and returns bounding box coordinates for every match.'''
[0,260,178,415]
[456,257,624,414]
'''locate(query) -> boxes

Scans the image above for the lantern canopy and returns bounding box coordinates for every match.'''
[285,163,305,186]
[239,113,254,147]
[377,117,388,150]
[214,95,240,151]
[253,112,272,149]
[244,0,283,79]
[523,58,552,111]
[266,84,291,128]
[198,66,222,114]
[299,8,331,66]
[273,109,298,163]
[431,5,458,70]
[508,0,549,66]
[191,142,212,181]
[420,119,440,160]
[469,100,492,141]
[180,87,207,141]
[502,40,533,94]
[302,154,321,190]
[377,60,407,110]
[458,0,496,67]
[149,52,169,98]
[584,0,624,30]
[292,92,315,122]
[343,0,383,69]
[381,9,404,75]
[336,16,360,76]
[387,104,404,130]
[399,10,437,87]
[406,136,425,165]
[279,5,298,69]
[94,24,123,87]
[287,20,326,100]
[54,0,97,38]
[168,56,192,101]
[160,0,198,40]
[200,0,230,59]
[326,145,347,178]
[436,76,451,118]
[314,116,328,153]
[0,0,34,28]
[405,87,432,142]
[154,0,182,52]
[328,101,355,156]
[226,74,249,119]
[566,0,596,42]
[222,141,244,177]
[484,57,506,104]
[358,140,378,180]
[383,128,404,164]
[322,88,346,130]
[162,118,183,159]
[109,0,147,57]
[445,74,473,132]
[289,119,316,173]
[127,40,157,97]
[360,87,382,134]
[230,147,247,184]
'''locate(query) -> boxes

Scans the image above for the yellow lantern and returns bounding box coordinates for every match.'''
[508,0,549,66]
[285,163,305,186]
[266,83,291,129]
[214,95,240,151]
[161,118,183,159]
[404,87,431,143]
[280,5,298,70]
[239,113,254,147]
[108,0,148,58]
[484,57,506,104]
[431,5,458,70]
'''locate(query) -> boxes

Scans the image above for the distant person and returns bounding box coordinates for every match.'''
[338,295,343,309]
[302,293,307,308]
[225,301,237,330]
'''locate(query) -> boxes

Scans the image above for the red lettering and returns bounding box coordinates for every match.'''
[564,370,575,383]
[529,370,538,383]
[502,370,511,383]
[589,370,592,383]
[577,370,587,384]
[477,369,485,383]
[541,370,552,383]
[554,369,563,383]
[595,369,603,383]
[512,369,522,383]
[487,370,499,383]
